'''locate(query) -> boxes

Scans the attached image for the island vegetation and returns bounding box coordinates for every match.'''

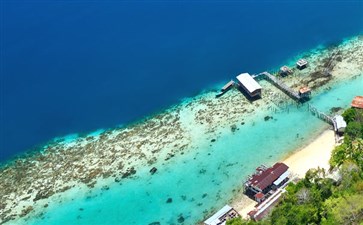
[227,107,363,225]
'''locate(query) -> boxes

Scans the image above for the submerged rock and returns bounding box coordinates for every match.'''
[264,116,273,121]
[230,124,237,132]
[166,198,173,203]
[121,167,136,178]
[148,222,160,225]
[34,190,54,202]
[177,214,185,223]
[149,167,157,175]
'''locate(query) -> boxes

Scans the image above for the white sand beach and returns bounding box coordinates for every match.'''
[232,129,337,219]
[283,129,336,178]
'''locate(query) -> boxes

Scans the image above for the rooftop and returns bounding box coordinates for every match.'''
[299,86,311,94]
[296,59,308,67]
[204,205,233,225]
[236,73,262,93]
[333,115,347,130]
[247,163,289,191]
[351,96,363,109]
[280,66,292,74]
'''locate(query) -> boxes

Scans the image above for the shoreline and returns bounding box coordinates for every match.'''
[231,128,337,219]
[1,36,363,224]
[283,129,336,178]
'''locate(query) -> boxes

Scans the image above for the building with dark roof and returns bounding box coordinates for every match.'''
[244,162,289,201]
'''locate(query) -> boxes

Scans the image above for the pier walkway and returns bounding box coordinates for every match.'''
[307,103,338,132]
[253,72,302,101]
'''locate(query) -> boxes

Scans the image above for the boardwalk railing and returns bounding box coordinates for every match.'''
[254,72,301,101]
[307,103,338,132]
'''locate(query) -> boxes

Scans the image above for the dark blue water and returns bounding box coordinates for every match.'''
[1,1,363,161]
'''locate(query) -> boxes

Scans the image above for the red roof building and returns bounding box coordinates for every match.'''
[351,96,363,109]
[245,163,289,194]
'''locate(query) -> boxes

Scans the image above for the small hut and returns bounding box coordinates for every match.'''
[279,66,293,76]
[296,59,308,70]
[299,86,311,99]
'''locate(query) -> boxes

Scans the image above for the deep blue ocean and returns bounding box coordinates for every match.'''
[1,1,363,161]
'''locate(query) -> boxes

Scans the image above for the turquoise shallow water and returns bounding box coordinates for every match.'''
[20,74,363,225]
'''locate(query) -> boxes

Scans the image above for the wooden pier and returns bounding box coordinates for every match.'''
[307,103,340,135]
[216,80,235,97]
[254,72,302,101]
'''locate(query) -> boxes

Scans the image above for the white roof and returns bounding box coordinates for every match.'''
[236,73,262,93]
[204,205,232,225]
[273,171,290,186]
[334,115,347,129]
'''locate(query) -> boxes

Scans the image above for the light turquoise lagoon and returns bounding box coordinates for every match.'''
[20,74,363,225]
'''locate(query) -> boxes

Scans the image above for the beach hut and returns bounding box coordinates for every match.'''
[236,73,262,98]
[351,96,363,109]
[333,115,347,134]
[204,205,240,225]
[296,59,308,70]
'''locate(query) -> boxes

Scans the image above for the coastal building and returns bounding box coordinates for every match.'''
[204,205,240,225]
[236,73,262,98]
[279,66,293,76]
[296,59,308,70]
[248,189,285,221]
[298,86,311,99]
[244,163,289,201]
[351,96,363,109]
[333,115,347,134]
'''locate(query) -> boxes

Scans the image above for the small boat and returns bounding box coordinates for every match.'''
[216,80,235,98]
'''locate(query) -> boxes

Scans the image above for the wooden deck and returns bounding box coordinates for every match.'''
[254,72,302,101]
[307,103,342,142]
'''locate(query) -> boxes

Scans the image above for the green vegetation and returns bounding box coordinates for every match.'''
[227,108,363,225]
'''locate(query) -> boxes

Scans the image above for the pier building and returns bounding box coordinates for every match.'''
[236,73,262,98]
[204,205,240,225]
[298,86,311,99]
[296,59,308,69]
[279,66,293,76]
